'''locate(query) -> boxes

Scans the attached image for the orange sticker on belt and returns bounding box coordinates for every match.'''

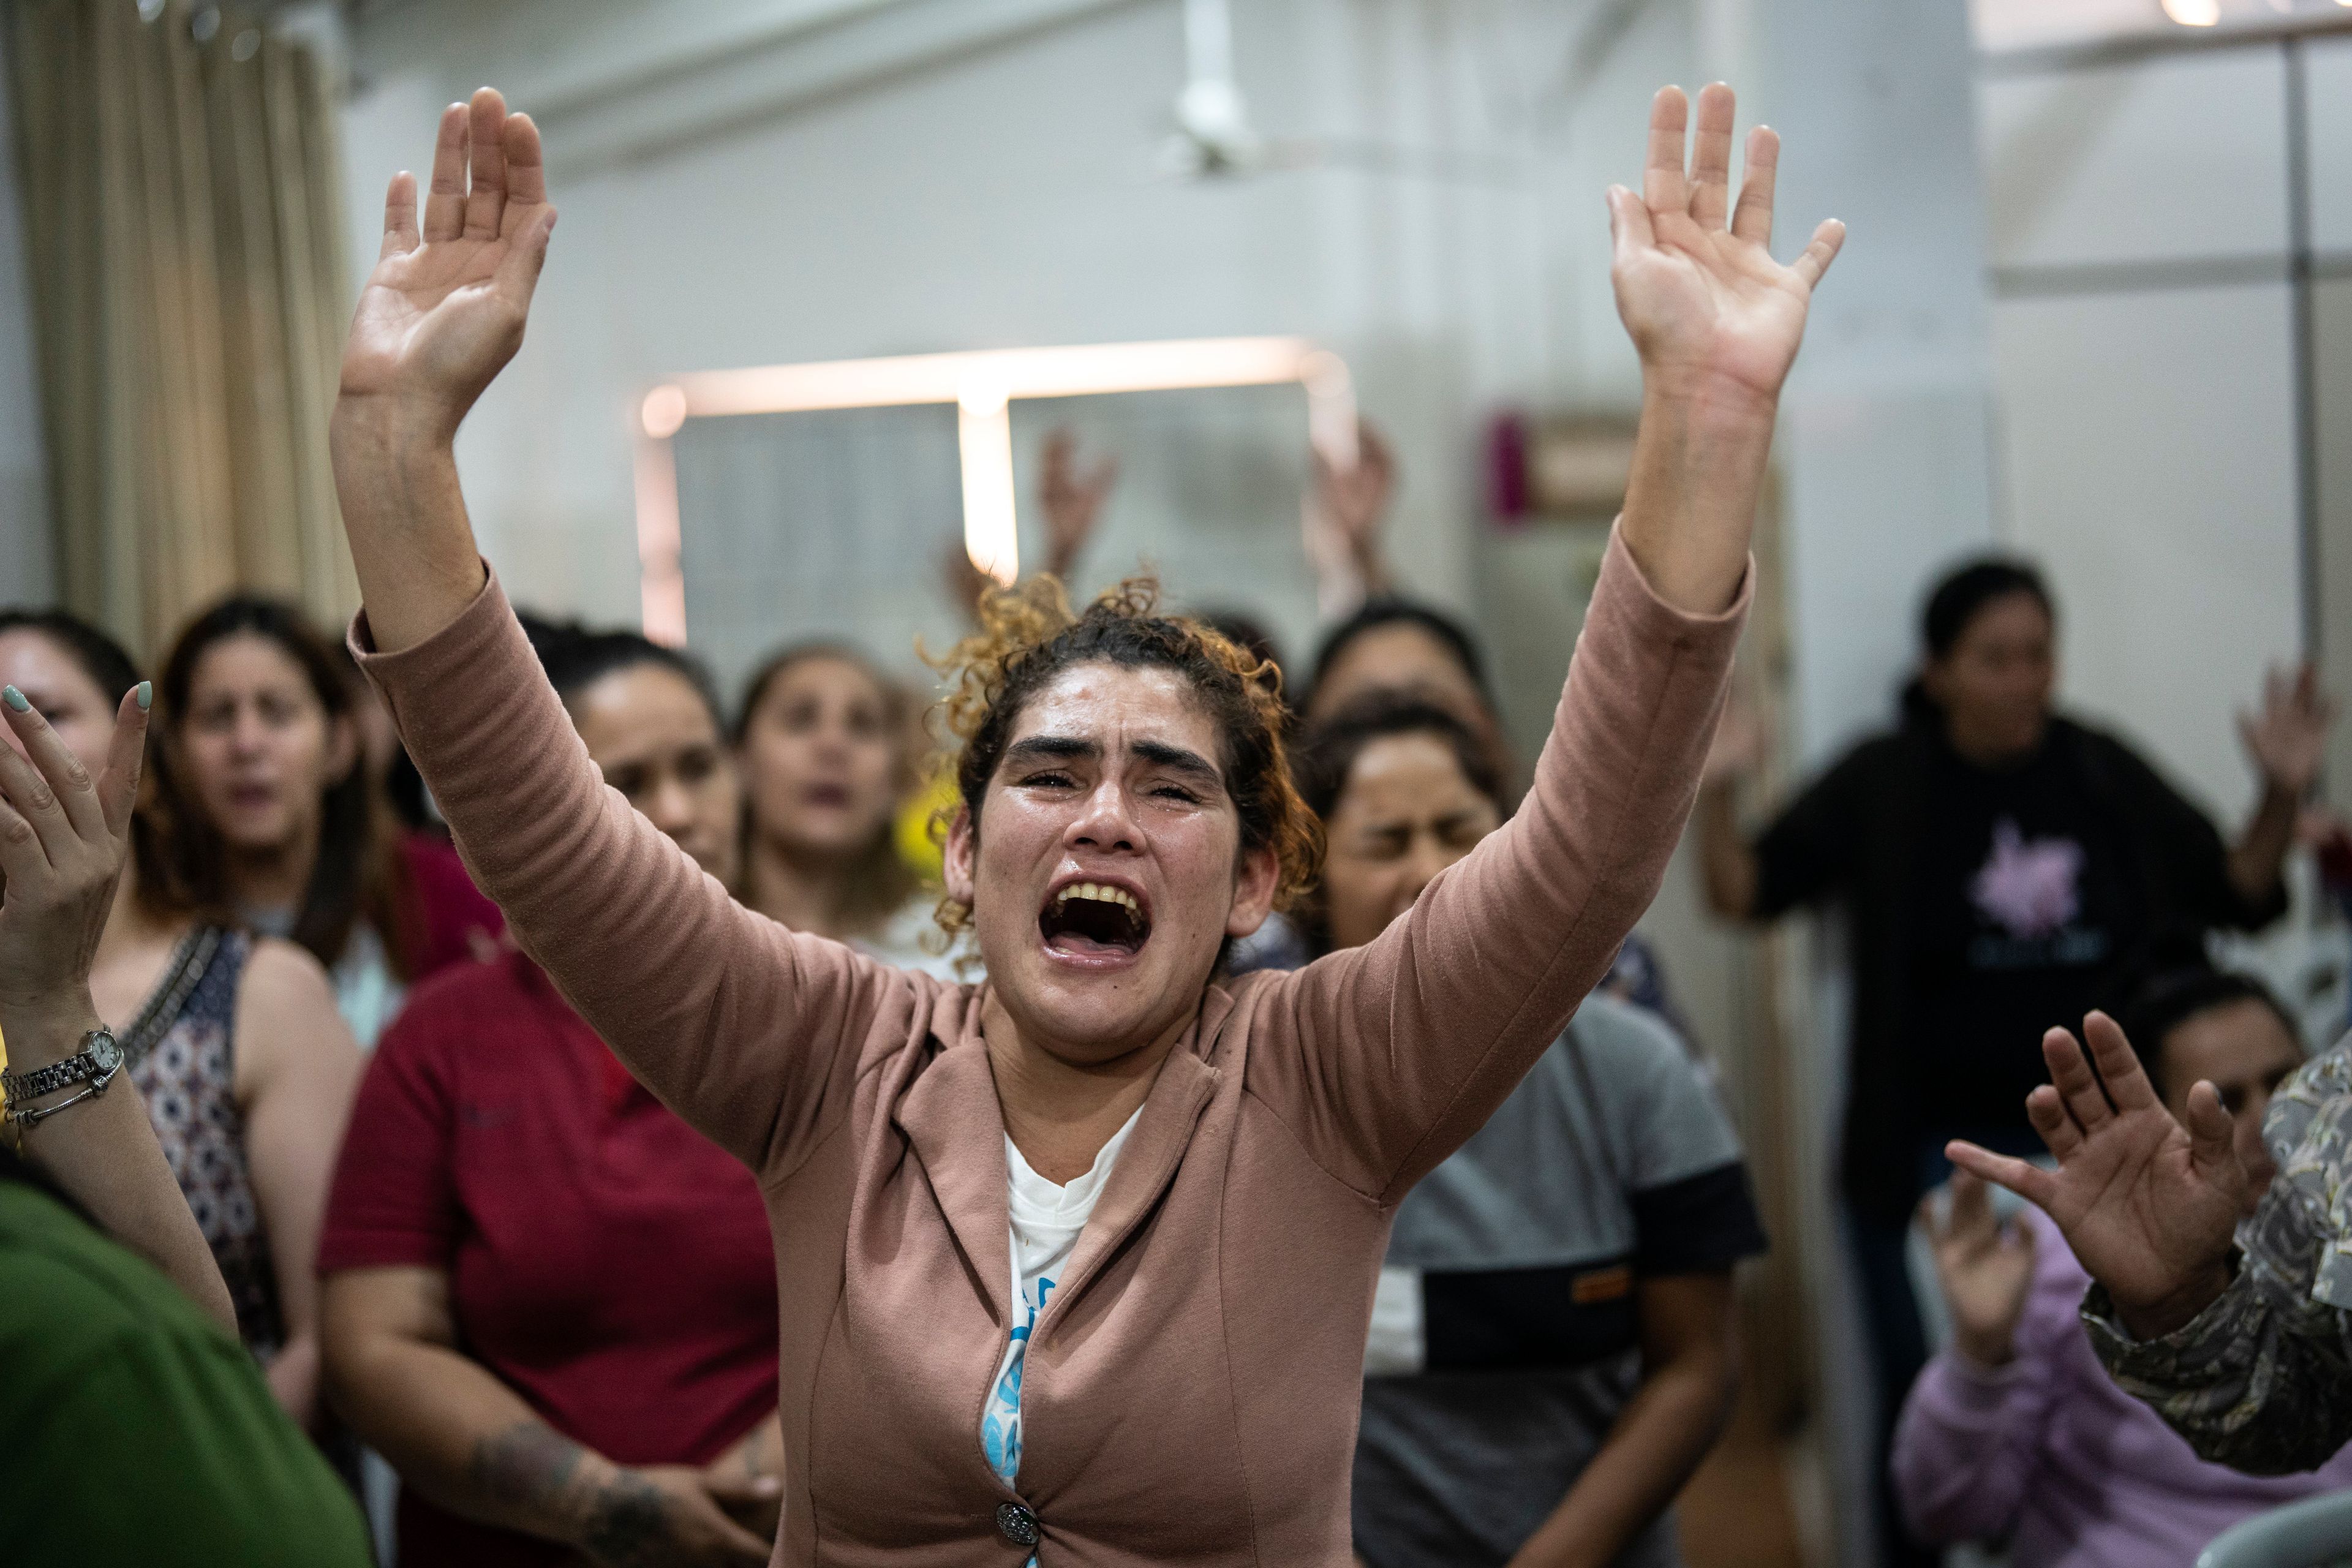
[1572,1265,1634,1304]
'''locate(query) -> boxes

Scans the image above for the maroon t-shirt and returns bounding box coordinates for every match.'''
[320,951,779,1566]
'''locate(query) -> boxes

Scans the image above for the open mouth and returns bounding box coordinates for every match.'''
[1038,880,1152,962]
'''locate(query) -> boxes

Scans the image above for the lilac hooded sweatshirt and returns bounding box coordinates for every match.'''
[1893,1205,2352,1567]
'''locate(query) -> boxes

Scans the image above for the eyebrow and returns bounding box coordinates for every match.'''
[1133,740,1224,788]
[1003,734,1225,790]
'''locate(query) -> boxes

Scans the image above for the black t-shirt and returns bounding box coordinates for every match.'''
[1747,715,2283,1212]
[1906,737,2139,1139]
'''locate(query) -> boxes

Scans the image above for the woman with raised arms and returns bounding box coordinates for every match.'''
[326,81,1840,1565]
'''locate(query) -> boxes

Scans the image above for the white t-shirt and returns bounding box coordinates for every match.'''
[981,1107,1143,1485]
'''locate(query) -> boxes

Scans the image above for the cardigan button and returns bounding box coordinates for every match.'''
[996,1501,1041,1547]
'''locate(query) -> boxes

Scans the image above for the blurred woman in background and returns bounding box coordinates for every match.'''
[153,597,420,1047]
[321,625,782,1568]
[1298,693,1765,1568]
[0,608,363,1430]
[736,643,960,976]
[1694,557,2329,1566]
[1896,966,2352,1566]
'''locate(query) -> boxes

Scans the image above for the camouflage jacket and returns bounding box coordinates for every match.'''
[2082,1035,2352,1474]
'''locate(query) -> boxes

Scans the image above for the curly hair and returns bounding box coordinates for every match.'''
[927,574,1322,944]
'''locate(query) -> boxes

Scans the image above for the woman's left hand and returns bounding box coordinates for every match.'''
[1609,83,1844,413]
[0,682,149,1027]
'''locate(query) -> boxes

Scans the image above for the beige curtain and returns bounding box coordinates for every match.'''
[9,0,354,658]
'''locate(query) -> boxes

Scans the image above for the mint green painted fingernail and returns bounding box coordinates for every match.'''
[2,686,26,712]
[135,682,152,711]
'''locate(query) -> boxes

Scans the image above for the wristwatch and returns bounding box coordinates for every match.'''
[1,1027,125,1130]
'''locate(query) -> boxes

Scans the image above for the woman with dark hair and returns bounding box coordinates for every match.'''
[1896,966,2352,1566]
[1296,694,1765,1568]
[1692,554,2330,1565]
[320,622,784,1568]
[1288,584,1687,1030]
[323,80,1833,1559]
[0,608,363,1429]
[154,595,418,1046]
[735,642,958,976]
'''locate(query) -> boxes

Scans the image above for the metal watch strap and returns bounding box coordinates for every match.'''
[2,1028,123,1124]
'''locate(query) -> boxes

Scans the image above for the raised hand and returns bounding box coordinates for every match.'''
[1311,418,1397,597]
[2239,663,2336,800]
[340,88,556,441]
[1610,84,1843,409]
[1948,1012,2246,1342]
[0,682,149,1025]
[1921,1169,2036,1368]
[1039,428,1118,581]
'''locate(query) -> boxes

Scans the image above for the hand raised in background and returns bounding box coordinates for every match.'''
[2239,662,2336,801]
[1608,83,1843,410]
[1039,428,1119,582]
[1920,1169,2036,1368]
[1311,418,1396,600]
[1948,1012,2247,1343]
[339,88,557,442]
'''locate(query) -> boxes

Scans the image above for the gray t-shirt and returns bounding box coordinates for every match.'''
[1354,993,1766,1568]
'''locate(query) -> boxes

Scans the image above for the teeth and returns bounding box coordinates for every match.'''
[1054,882,1140,915]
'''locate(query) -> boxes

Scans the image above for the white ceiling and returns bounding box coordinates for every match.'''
[1973,0,2352,53]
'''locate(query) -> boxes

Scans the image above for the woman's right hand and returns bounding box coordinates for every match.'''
[576,1464,774,1568]
[337,88,556,447]
[1921,1169,2035,1368]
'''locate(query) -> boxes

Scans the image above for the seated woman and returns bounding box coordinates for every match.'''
[0,609,362,1430]
[326,79,1835,1560]
[735,641,961,976]
[1297,695,1765,1568]
[1896,967,2352,1566]
[319,625,783,1568]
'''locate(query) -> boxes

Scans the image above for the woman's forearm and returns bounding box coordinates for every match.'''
[1507,1349,1736,1568]
[328,412,489,655]
[4,998,236,1333]
[1510,1273,1741,1568]
[327,1321,617,1547]
[2228,780,2298,910]
[1511,1357,1733,1568]
[1618,381,1776,618]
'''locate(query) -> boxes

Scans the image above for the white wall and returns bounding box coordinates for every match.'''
[340,0,1572,630]
[0,61,52,608]
[1980,42,2310,821]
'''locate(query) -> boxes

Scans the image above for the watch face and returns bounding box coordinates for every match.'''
[88,1035,123,1075]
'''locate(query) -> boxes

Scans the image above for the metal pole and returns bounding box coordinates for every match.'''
[2285,36,2321,660]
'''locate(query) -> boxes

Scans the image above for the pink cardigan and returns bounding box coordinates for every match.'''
[353,527,1744,1566]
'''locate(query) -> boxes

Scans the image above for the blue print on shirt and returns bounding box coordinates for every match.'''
[983,1274,1056,1483]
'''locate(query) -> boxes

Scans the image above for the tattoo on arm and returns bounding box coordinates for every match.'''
[469,1420,689,1567]
[469,1420,587,1508]
[580,1472,685,1568]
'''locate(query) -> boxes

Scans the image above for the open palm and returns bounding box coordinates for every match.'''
[1610,85,1843,406]
[1924,1169,2035,1365]
[341,89,556,436]
[2238,663,2336,799]
[1950,1012,2247,1338]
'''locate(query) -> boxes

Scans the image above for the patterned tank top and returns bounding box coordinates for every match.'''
[123,926,285,1358]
